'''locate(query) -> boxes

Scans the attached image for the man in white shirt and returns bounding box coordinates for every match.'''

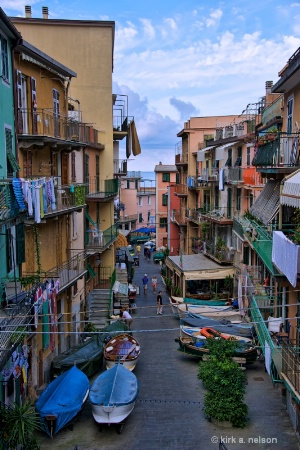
[122,308,133,330]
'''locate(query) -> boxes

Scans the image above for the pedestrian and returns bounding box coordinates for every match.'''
[151,275,157,293]
[136,244,141,256]
[121,307,133,329]
[157,290,163,314]
[146,248,151,262]
[142,273,148,295]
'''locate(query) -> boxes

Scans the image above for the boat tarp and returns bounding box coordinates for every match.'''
[89,364,139,407]
[181,317,254,338]
[36,366,89,436]
[50,321,128,379]
[184,267,234,281]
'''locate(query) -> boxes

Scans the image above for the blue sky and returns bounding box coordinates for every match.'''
[3,1,300,170]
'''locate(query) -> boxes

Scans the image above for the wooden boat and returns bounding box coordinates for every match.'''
[89,363,139,432]
[182,315,255,339]
[36,366,89,437]
[181,325,253,344]
[178,303,243,322]
[104,333,140,371]
[176,327,257,365]
[169,296,231,318]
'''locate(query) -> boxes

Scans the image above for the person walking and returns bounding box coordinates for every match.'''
[142,273,149,295]
[157,291,163,314]
[146,248,151,263]
[121,307,133,330]
[151,275,157,293]
[136,244,141,256]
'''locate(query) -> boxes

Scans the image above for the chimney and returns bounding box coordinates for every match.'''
[25,5,32,18]
[265,81,273,95]
[42,6,49,19]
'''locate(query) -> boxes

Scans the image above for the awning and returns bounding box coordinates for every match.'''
[184,267,234,281]
[250,179,280,225]
[215,146,224,161]
[280,169,300,208]
[197,146,215,162]
[218,141,239,151]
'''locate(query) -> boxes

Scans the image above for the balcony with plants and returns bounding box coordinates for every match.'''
[203,237,234,264]
[201,206,234,224]
[86,177,119,201]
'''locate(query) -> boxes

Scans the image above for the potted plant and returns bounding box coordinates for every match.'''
[198,338,248,428]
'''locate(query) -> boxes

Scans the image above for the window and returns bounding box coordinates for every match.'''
[135,180,138,189]
[147,211,150,221]
[162,194,168,206]
[176,173,180,184]
[139,213,143,223]
[71,152,76,182]
[287,97,294,134]
[236,188,241,211]
[127,180,130,189]
[1,35,9,82]
[249,193,254,208]
[159,217,167,229]
[162,173,170,182]
[72,212,77,240]
[247,147,251,166]
[225,148,232,167]
[138,196,142,206]
[147,196,150,205]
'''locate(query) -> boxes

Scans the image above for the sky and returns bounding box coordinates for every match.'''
[3,1,300,170]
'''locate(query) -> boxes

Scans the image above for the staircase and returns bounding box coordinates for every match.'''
[88,288,111,329]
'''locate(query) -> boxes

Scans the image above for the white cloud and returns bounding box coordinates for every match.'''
[206,8,223,27]
[164,18,177,30]
[139,18,156,39]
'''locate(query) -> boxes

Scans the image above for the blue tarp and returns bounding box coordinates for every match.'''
[89,364,139,407]
[134,227,155,233]
[36,366,89,436]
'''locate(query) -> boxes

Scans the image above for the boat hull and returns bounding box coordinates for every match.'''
[91,401,136,424]
[104,333,140,371]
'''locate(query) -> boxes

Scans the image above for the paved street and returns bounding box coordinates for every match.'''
[36,248,299,450]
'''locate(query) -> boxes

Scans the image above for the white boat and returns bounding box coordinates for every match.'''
[89,363,139,432]
[169,296,231,318]
[178,304,243,322]
[180,325,253,344]
[103,333,140,371]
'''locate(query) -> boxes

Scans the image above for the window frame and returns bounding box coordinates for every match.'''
[287,96,294,134]
[162,172,170,182]
[162,193,168,206]
[1,34,9,83]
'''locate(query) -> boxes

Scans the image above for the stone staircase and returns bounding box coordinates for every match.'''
[88,288,111,329]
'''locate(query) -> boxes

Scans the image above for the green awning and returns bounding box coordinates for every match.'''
[87,263,96,278]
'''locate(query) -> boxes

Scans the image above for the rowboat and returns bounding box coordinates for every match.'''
[36,366,89,437]
[178,303,243,322]
[182,316,255,339]
[176,326,257,365]
[104,333,140,371]
[169,296,231,318]
[89,363,139,433]
[181,325,253,344]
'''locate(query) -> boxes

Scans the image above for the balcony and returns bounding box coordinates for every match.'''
[17,108,104,149]
[113,159,127,176]
[118,214,138,224]
[201,207,233,224]
[171,209,187,226]
[86,178,119,201]
[243,167,264,187]
[113,93,133,141]
[203,240,234,264]
[174,184,188,197]
[281,342,300,394]
[224,167,244,184]
[261,96,283,128]
[252,133,300,174]
[191,237,204,254]
[175,142,188,166]
[85,224,119,252]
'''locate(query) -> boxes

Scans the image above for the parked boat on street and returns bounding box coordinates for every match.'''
[36,366,90,437]
[182,315,255,338]
[169,296,232,318]
[104,333,140,371]
[89,363,139,433]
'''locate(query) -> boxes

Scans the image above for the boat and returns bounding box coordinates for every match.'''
[176,326,257,365]
[172,295,229,306]
[89,363,139,432]
[169,296,231,318]
[181,325,253,344]
[50,321,128,379]
[104,333,140,371]
[178,303,243,322]
[36,366,90,437]
[181,316,255,339]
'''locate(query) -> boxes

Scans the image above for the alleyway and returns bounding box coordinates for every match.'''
[36,246,299,450]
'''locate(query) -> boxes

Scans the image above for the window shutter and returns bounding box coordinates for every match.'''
[5,128,20,173]
[71,152,76,182]
[16,223,26,264]
[31,77,38,133]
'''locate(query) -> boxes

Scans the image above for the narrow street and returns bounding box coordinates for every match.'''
[36,247,299,450]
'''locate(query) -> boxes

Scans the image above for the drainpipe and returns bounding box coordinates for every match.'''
[282,286,286,329]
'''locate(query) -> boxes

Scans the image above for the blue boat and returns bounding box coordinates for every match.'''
[36,366,90,437]
[89,363,139,432]
[183,314,255,338]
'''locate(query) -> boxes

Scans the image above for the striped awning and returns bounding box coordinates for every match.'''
[250,179,280,225]
[197,146,215,162]
[281,170,300,208]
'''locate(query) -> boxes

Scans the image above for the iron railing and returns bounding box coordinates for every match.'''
[174,184,188,196]
[282,342,300,393]
[203,240,234,263]
[253,133,300,167]
[86,224,119,251]
[86,177,119,198]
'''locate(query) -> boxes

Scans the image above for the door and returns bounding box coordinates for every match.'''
[30,77,38,134]
[53,89,60,137]
[61,153,69,185]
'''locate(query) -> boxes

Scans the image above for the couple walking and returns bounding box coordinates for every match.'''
[142,274,157,294]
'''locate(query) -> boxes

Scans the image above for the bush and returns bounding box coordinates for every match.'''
[198,338,248,427]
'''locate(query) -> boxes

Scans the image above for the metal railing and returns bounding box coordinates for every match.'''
[113,159,127,175]
[174,184,188,195]
[224,167,244,183]
[201,206,234,221]
[86,224,119,251]
[253,133,300,167]
[204,240,234,263]
[118,213,138,223]
[282,342,300,393]
[17,108,100,145]
[86,177,119,198]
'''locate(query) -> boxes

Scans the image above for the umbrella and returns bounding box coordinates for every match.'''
[157,245,166,251]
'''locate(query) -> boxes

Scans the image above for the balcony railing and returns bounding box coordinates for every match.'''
[174,184,188,196]
[282,342,300,393]
[262,96,283,125]
[17,108,101,146]
[224,167,244,184]
[203,240,234,264]
[171,209,187,226]
[243,167,264,186]
[113,159,127,176]
[86,178,119,199]
[175,142,188,165]
[201,206,234,223]
[253,133,300,168]
[191,237,204,254]
[118,214,138,223]
[86,224,119,251]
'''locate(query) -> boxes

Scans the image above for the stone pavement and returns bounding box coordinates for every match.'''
[36,247,299,450]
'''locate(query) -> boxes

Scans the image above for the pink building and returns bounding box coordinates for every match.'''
[154,163,178,249]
